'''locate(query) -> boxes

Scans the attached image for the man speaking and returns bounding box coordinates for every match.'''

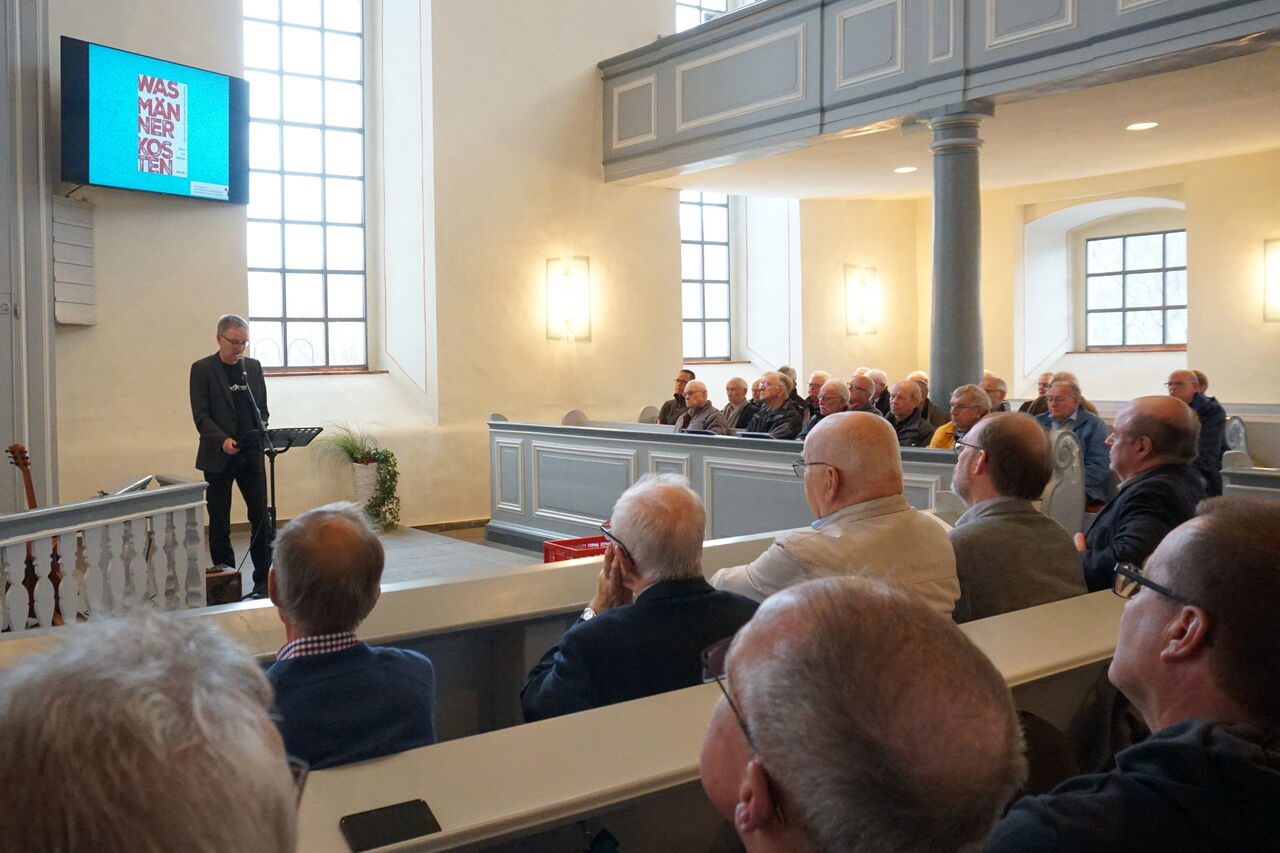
[190,314,272,599]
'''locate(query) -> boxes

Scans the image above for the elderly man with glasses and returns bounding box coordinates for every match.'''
[521,474,757,722]
[711,412,959,614]
[990,497,1280,851]
[700,576,1026,853]
[928,383,992,450]
[1165,368,1227,496]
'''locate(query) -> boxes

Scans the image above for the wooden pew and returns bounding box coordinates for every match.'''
[295,590,1124,852]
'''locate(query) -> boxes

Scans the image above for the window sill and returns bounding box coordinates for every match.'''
[684,358,751,365]
[1078,346,1187,354]
[264,368,389,377]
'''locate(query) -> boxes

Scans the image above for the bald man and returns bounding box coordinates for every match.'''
[1075,396,1205,591]
[887,380,936,447]
[795,379,849,440]
[710,412,959,613]
[1166,368,1226,496]
[846,374,880,415]
[675,380,728,434]
[721,377,758,432]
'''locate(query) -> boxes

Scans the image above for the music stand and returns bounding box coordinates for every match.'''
[262,427,323,531]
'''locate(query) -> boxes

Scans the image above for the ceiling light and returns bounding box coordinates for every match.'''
[893,166,918,174]
[1126,122,1159,131]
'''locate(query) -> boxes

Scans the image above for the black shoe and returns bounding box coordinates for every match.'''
[243,585,268,601]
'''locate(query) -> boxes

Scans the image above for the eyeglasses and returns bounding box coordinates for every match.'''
[287,754,309,803]
[953,438,983,458]
[218,334,249,347]
[791,459,832,477]
[1164,381,1195,388]
[599,523,636,566]
[1111,562,1196,607]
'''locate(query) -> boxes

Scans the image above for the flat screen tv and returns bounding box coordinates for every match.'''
[60,36,249,203]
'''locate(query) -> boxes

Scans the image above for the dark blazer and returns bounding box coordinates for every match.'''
[746,400,805,439]
[1080,463,1205,591]
[190,353,268,473]
[888,410,935,447]
[723,400,761,431]
[1191,393,1226,497]
[520,577,758,722]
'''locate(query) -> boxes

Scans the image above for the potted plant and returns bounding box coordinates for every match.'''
[319,425,401,530]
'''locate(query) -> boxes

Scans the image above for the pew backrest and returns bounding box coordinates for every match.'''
[1041,429,1085,534]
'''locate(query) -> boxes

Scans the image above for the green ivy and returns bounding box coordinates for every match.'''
[365,448,401,530]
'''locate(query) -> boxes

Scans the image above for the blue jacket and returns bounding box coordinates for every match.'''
[1190,393,1226,496]
[267,643,437,769]
[521,577,758,722]
[1035,407,1111,505]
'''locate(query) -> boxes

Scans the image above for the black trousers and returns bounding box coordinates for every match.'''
[204,450,273,588]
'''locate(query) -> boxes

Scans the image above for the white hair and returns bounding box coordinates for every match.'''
[951,384,992,412]
[908,369,930,384]
[274,501,384,634]
[892,380,922,403]
[982,375,1008,393]
[610,473,706,582]
[808,371,831,385]
[866,368,888,387]
[216,313,249,335]
[0,612,297,853]
[822,379,851,403]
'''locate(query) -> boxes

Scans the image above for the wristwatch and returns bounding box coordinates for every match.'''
[581,606,596,621]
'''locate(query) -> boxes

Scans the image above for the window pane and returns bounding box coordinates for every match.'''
[1087,274,1122,310]
[1125,272,1163,308]
[1124,233,1163,271]
[282,75,323,124]
[244,0,280,21]
[1166,309,1187,345]
[284,223,324,269]
[247,221,282,268]
[286,321,327,366]
[1086,237,1123,274]
[678,190,701,203]
[326,225,363,270]
[325,177,363,223]
[1088,312,1122,346]
[704,244,729,281]
[325,130,363,176]
[328,274,364,317]
[681,243,702,280]
[682,282,703,319]
[251,321,284,367]
[703,205,728,243]
[705,321,730,359]
[682,321,704,359]
[281,0,321,26]
[1125,310,1163,345]
[248,171,282,220]
[1165,230,1187,268]
[244,21,280,70]
[249,121,280,170]
[324,0,363,32]
[703,0,728,10]
[705,282,729,319]
[285,273,324,317]
[324,80,363,128]
[679,204,702,241]
[324,32,362,80]
[676,6,700,31]
[702,192,727,205]
[248,271,283,317]
[328,322,366,365]
[283,174,323,221]
[246,71,281,119]
[281,25,322,76]
[282,126,323,172]
[1165,270,1187,306]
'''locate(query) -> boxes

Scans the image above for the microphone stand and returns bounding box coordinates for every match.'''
[241,359,279,540]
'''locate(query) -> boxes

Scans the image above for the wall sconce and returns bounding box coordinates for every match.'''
[1266,239,1280,322]
[845,264,882,335]
[546,256,591,341]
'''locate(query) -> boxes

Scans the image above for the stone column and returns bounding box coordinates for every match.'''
[926,106,990,412]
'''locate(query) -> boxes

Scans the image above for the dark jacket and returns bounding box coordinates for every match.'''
[1080,462,1205,591]
[919,397,950,429]
[521,577,758,722]
[657,393,687,426]
[988,719,1280,852]
[1190,393,1226,497]
[722,400,760,431]
[874,388,890,416]
[190,353,268,473]
[746,400,805,440]
[796,412,825,440]
[888,410,935,447]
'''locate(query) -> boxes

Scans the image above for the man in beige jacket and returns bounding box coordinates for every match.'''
[710,412,959,614]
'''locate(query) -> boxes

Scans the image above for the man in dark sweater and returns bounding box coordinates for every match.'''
[989,498,1280,851]
[657,369,695,425]
[886,380,935,447]
[745,371,804,439]
[266,503,436,769]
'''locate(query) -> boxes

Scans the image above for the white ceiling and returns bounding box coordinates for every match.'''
[651,47,1280,200]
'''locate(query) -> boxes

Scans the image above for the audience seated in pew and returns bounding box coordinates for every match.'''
[1074,396,1204,592]
[711,412,959,614]
[1166,368,1227,497]
[777,365,812,418]
[989,498,1280,851]
[804,370,830,417]
[522,474,757,721]
[909,370,952,429]
[1021,370,1100,417]
[657,368,695,426]
[796,378,849,440]
[267,502,437,769]
[675,380,729,434]
[887,379,937,447]
[867,368,891,415]
[0,612,298,853]
[701,576,1026,853]
[982,374,1011,412]
[745,371,805,439]
[950,412,1085,622]
[929,383,992,450]
[846,373,883,416]
[1036,379,1111,508]
[722,376,759,432]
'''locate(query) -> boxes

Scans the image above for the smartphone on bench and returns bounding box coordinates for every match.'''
[339,799,441,852]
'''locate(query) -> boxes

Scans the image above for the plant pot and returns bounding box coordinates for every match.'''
[352,461,378,508]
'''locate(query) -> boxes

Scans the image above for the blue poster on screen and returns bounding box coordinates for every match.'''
[88,43,231,200]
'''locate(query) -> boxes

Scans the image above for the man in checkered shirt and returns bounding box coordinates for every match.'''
[266,502,437,769]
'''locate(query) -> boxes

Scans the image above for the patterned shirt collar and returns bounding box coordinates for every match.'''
[276,631,361,661]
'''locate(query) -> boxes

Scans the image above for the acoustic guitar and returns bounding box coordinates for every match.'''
[6,444,64,626]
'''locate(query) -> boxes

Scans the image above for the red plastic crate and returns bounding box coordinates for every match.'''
[543,535,609,563]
